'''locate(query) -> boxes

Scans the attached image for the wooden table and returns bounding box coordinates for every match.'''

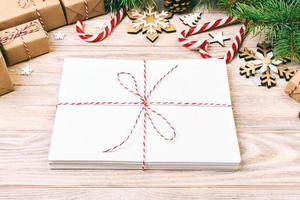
[1,10,300,199]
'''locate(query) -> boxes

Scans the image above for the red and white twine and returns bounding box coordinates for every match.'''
[76,8,125,43]
[83,0,89,20]
[57,61,232,170]
[178,16,246,63]
[0,21,41,44]
[18,0,47,33]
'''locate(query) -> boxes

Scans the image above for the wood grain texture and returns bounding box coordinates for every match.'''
[1,188,300,200]
[0,10,299,199]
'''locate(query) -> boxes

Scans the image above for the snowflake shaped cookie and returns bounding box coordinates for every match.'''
[127,7,176,42]
[239,42,295,88]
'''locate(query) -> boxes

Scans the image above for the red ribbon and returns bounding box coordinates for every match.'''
[57,61,232,170]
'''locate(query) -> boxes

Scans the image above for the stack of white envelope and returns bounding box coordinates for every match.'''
[49,58,240,170]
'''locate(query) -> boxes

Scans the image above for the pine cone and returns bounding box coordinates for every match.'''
[163,0,191,13]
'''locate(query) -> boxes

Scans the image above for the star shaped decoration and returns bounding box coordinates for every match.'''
[53,32,66,40]
[209,32,231,47]
[20,65,33,76]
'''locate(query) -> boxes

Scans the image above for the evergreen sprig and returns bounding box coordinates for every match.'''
[105,0,300,61]
[106,0,155,11]
[194,0,300,61]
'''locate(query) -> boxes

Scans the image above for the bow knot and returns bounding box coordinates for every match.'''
[141,96,148,107]
[103,61,178,169]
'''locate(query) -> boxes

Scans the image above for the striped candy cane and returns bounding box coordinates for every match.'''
[76,8,125,43]
[178,16,246,63]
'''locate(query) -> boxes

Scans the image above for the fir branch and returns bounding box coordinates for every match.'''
[106,0,156,11]
[231,0,300,61]
[197,0,300,61]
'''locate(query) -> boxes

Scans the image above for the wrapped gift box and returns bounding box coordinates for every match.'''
[49,58,240,170]
[0,20,50,66]
[285,71,300,102]
[0,51,13,96]
[0,0,66,31]
[60,0,105,24]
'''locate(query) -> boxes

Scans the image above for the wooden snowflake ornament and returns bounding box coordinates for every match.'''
[239,42,295,88]
[127,7,176,42]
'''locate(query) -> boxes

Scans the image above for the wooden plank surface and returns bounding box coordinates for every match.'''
[0,10,300,199]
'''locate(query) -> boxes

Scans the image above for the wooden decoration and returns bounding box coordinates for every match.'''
[208,32,231,47]
[239,42,295,88]
[179,13,202,27]
[127,7,176,43]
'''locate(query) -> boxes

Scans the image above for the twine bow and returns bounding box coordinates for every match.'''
[57,60,232,170]
[102,61,178,170]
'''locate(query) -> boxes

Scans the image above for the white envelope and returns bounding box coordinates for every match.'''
[49,58,240,170]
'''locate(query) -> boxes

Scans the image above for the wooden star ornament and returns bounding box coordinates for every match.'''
[127,7,176,42]
[209,32,231,47]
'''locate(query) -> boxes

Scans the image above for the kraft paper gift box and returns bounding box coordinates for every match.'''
[49,58,241,170]
[60,0,105,24]
[0,20,50,66]
[0,51,13,96]
[285,71,300,102]
[0,0,66,31]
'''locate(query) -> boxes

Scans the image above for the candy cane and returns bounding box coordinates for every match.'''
[76,8,125,43]
[178,16,246,63]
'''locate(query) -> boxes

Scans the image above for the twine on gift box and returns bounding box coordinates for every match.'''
[18,0,48,35]
[0,21,41,72]
[84,0,89,20]
[0,20,41,44]
[16,28,32,61]
[57,60,232,170]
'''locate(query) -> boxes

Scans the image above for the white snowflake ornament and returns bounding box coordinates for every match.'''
[21,65,33,76]
[179,13,202,27]
[53,32,66,40]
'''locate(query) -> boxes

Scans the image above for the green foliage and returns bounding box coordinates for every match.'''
[106,0,155,11]
[105,0,300,61]
[195,0,300,61]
